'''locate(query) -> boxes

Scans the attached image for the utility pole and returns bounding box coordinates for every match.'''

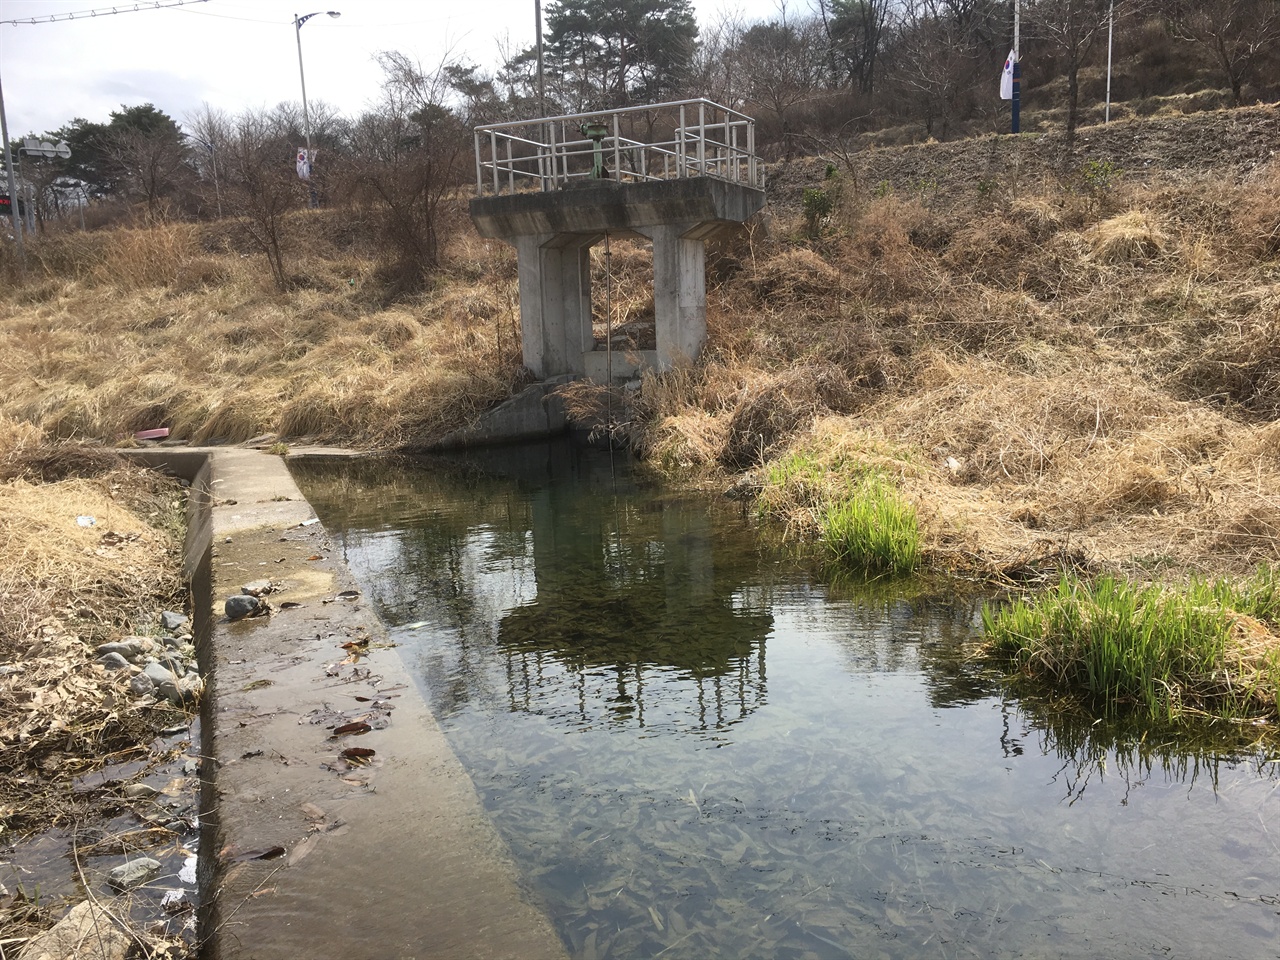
[294,10,340,208]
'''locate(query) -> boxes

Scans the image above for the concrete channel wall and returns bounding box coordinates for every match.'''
[132,448,567,960]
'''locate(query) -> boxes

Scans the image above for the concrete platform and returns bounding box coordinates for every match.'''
[136,448,567,960]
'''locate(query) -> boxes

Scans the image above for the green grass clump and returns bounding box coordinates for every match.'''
[819,474,921,577]
[759,450,922,577]
[982,569,1280,722]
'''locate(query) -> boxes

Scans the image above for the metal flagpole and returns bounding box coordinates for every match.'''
[1012,0,1021,134]
[1105,0,1115,123]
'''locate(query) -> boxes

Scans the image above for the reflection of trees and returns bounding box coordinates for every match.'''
[291,442,774,735]
[818,577,998,708]
[498,574,771,734]
[496,455,773,735]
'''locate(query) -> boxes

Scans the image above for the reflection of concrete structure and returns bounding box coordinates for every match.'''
[493,445,771,734]
[470,100,766,383]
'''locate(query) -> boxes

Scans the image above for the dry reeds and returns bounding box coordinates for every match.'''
[2,113,1280,582]
[0,469,184,649]
[0,454,189,847]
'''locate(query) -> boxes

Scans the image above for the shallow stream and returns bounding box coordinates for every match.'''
[292,441,1280,960]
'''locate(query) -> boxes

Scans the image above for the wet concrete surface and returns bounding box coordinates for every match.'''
[197,448,567,960]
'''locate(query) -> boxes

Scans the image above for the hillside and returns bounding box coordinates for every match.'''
[2,105,1279,583]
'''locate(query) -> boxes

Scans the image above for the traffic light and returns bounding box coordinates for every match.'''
[0,194,22,218]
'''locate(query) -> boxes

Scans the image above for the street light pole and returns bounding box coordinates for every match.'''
[0,61,25,273]
[293,10,340,208]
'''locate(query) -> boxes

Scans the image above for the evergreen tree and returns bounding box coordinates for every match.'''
[542,0,699,111]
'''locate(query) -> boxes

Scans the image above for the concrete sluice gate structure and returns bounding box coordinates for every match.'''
[470,99,766,384]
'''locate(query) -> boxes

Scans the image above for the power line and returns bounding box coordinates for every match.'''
[1,0,209,27]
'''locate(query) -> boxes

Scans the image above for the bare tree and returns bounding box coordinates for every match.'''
[735,14,831,153]
[103,104,197,221]
[224,109,302,287]
[339,52,473,294]
[1027,0,1119,139]
[687,12,750,108]
[885,0,1004,140]
[1170,0,1280,105]
[186,103,232,219]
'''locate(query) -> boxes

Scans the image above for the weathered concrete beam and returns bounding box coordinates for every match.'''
[470,177,765,239]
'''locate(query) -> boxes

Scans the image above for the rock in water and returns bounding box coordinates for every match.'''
[225,594,261,620]
[107,857,161,890]
[160,674,203,707]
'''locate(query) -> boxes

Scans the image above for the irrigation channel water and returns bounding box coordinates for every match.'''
[291,441,1280,960]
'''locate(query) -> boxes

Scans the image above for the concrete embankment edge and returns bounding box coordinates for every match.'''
[134,447,568,960]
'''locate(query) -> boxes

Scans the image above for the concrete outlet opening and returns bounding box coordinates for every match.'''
[590,237,656,370]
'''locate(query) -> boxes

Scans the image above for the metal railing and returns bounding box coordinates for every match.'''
[473,99,761,197]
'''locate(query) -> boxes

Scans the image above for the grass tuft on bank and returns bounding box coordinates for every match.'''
[760,448,922,577]
[982,569,1280,723]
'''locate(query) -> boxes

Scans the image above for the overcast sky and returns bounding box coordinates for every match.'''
[0,0,792,139]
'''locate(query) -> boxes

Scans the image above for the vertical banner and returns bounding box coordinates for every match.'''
[296,147,311,181]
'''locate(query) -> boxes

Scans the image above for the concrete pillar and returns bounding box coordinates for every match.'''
[512,233,599,378]
[637,223,705,371]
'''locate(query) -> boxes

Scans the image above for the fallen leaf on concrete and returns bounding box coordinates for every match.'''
[332,721,371,736]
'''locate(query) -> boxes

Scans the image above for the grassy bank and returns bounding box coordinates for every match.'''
[982,569,1280,725]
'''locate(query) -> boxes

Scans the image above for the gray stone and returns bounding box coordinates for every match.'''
[18,900,129,960]
[123,783,160,800]
[241,579,273,597]
[96,652,130,671]
[157,654,187,675]
[159,674,203,707]
[95,637,156,662]
[143,661,177,687]
[225,594,262,620]
[129,673,156,697]
[160,611,189,632]
[107,857,161,890]
[161,635,185,650]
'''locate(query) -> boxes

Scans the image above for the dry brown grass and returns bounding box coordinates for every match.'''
[0,443,189,846]
[0,467,184,650]
[2,113,1279,581]
[0,214,522,449]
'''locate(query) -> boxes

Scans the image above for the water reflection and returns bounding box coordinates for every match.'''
[295,442,773,736]
[292,445,1280,960]
[1015,698,1279,804]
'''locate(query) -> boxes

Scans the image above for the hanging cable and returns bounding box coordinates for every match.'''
[1,0,208,26]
